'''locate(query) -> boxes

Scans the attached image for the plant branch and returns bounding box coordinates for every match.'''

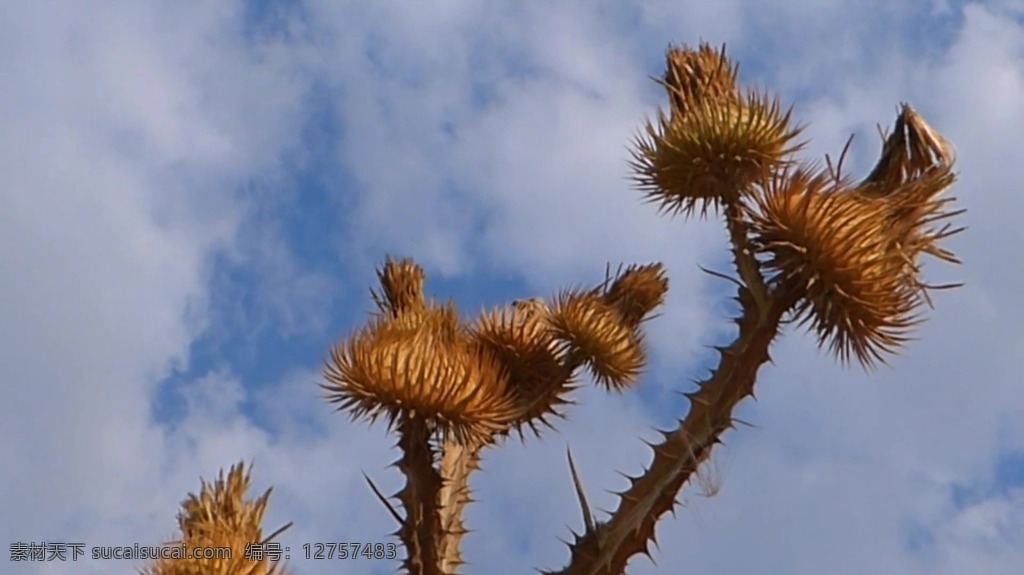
[437,438,484,574]
[724,199,770,319]
[394,416,445,575]
[546,283,798,575]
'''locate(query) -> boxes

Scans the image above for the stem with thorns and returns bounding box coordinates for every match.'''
[394,416,445,575]
[437,439,482,574]
[724,199,770,318]
[436,346,592,572]
[547,283,799,575]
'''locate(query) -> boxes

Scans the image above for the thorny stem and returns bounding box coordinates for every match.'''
[395,416,444,575]
[436,349,590,573]
[438,439,481,574]
[548,283,800,575]
[724,199,771,319]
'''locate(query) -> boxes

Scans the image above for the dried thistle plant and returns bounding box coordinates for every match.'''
[319,258,668,574]
[139,461,291,575]
[541,42,963,575]
[150,41,964,575]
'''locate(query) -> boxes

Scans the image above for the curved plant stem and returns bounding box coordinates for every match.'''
[546,283,799,575]
[724,199,770,319]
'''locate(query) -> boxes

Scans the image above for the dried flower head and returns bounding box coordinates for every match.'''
[598,262,669,327]
[660,42,739,116]
[858,105,965,295]
[371,256,427,318]
[630,83,803,218]
[139,462,291,575]
[862,104,955,194]
[547,289,646,390]
[322,303,520,445]
[748,166,926,368]
[471,304,573,436]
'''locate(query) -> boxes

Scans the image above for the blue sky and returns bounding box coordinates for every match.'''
[2,1,1023,574]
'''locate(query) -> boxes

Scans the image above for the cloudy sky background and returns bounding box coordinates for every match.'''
[2,1,1022,574]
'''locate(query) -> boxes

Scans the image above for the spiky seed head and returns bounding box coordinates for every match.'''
[322,303,521,445]
[661,42,739,116]
[599,263,669,326]
[881,165,963,269]
[862,104,955,194]
[139,462,291,575]
[748,166,928,368]
[857,105,965,280]
[547,289,646,390]
[371,256,426,318]
[630,89,804,219]
[471,304,574,436]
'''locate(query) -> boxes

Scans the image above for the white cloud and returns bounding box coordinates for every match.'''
[0,1,313,573]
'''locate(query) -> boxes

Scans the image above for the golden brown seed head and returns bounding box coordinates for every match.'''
[371,256,427,318]
[322,303,521,445]
[470,303,574,437]
[630,86,804,219]
[547,289,646,390]
[748,167,928,368]
[139,462,291,575]
[660,42,739,116]
[599,263,669,327]
[862,103,955,195]
[858,104,964,278]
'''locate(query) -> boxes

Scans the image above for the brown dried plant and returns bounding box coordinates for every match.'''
[318,258,668,575]
[139,461,292,575]
[545,42,963,575]
[149,41,964,575]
